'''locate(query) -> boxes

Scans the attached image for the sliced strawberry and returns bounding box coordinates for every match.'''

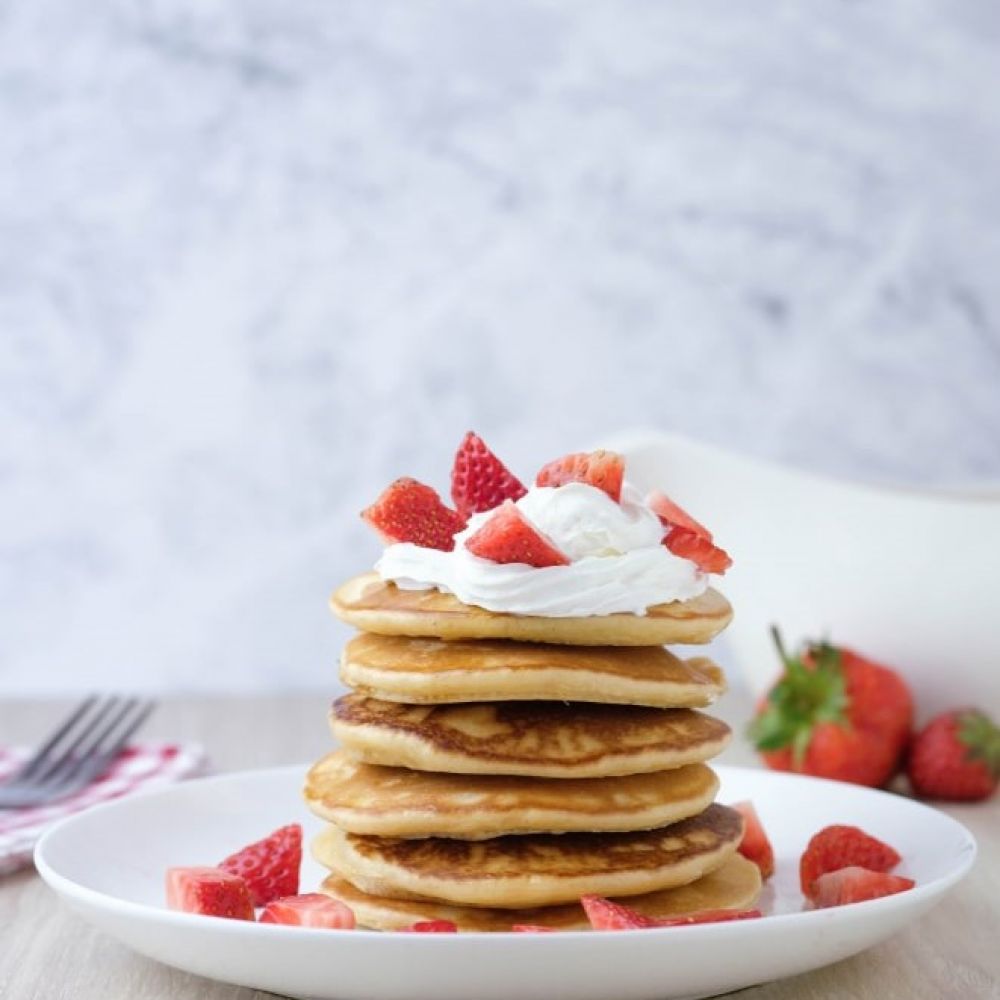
[218,823,302,907]
[451,431,527,520]
[259,894,356,929]
[811,866,915,908]
[362,478,465,551]
[664,526,732,575]
[511,924,557,933]
[582,895,761,930]
[731,800,775,880]
[405,920,458,933]
[464,501,569,568]
[536,450,625,502]
[799,825,901,899]
[648,490,712,540]
[166,867,254,920]
[580,895,657,930]
[652,908,763,927]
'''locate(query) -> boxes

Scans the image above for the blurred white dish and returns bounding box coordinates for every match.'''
[609,431,1000,714]
[35,764,974,1000]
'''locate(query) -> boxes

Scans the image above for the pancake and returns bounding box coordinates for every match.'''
[330,695,731,778]
[319,854,761,931]
[330,573,732,646]
[340,633,726,708]
[304,751,720,839]
[312,803,744,908]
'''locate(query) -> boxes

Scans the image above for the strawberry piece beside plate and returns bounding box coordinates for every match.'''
[907,708,999,801]
[259,894,356,929]
[166,867,254,921]
[536,450,625,502]
[451,431,527,520]
[362,478,465,551]
[464,500,569,567]
[219,823,302,908]
[810,866,915,908]
[749,629,913,788]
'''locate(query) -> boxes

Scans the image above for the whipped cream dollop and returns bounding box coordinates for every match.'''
[375,482,709,617]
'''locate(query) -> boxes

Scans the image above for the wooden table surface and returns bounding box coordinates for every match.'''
[0,694,997,1000]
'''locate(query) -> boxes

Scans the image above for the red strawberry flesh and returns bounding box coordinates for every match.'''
[451,431,527,520]
[219,823,302,908]
[648,490,712,540]
[259,893,356,929]
[166,867,254,920]
[799,824,901,898]
[664,526,732,574]
[464,501,569,567]
[811,866,915,908]
[731,800,775,880]
[536,451,625,502]
[362,478,465,551]
[405,920,458,933]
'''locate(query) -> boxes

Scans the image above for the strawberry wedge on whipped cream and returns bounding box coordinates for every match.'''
[362,434,731,618]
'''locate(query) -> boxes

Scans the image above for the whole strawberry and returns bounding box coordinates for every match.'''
[907,709,999,801]
[749,629,913,788]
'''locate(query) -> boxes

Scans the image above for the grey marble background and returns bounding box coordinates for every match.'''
[2,1,999,694]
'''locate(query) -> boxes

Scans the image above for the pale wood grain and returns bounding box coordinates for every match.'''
[0,695,996,1000]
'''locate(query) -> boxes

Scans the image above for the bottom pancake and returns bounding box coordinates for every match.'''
[312,803,743,909]
[320,854,761,931]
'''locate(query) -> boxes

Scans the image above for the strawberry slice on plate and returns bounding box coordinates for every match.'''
[451,431,527,520]
[536,450,625,502]
[651,909,763,927]
[811,867,915,908]
[731,800,775,880]
[581,895,761,930]
[362,478,465,551]
[465,501,569,567]
[259,894,356,929]
[219,823,302,908]
[405,920,458,933]
[166,867,254,921]
[799,824,901,899]
[580,895,657,929]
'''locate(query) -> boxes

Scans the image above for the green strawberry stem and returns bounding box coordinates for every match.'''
[747,626,848,766]
[958,710,1000,777]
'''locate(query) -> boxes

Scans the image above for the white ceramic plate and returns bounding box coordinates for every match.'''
[35,764,975,1000]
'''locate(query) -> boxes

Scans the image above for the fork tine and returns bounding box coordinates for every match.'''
[34,696,122,784]
[45,699,157,793]
[67,697,137,766]
[17,695,100,779]
[98,699,157,760]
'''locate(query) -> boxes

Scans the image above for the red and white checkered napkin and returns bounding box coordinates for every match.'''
[0,743,208,876]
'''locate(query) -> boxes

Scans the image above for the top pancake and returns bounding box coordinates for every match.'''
[331,573,732,646]
[341,633,726,708]
[320,853,761,931]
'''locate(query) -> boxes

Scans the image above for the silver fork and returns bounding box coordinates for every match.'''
[0,695,157,809]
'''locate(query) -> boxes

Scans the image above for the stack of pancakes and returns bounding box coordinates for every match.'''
[304,572,760,931]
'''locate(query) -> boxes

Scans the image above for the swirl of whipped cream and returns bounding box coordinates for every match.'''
[374,482,708,617]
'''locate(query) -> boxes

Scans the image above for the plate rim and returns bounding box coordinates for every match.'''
[34,762,978,940]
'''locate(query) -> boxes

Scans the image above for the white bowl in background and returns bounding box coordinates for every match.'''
[604,431,1000,717]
